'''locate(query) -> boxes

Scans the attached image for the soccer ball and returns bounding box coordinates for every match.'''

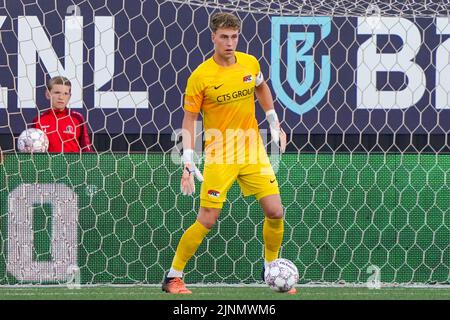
[17,128,49,153]
[264,258,299,292]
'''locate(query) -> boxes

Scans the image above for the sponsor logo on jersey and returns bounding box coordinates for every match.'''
[216,87,254,103]
[207,189,221,198]
[64,125,75,134]
[243,75,253,83]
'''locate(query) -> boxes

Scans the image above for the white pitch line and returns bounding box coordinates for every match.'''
[0,289,448,298]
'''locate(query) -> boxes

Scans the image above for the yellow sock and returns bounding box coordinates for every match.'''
[263,217,284,263]
[171,220,210,272]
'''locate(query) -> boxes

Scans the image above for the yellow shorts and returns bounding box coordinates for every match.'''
[200,162,280,209]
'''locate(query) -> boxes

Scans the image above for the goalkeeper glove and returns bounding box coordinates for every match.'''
[180,149,204,196]
[266,109,286,153]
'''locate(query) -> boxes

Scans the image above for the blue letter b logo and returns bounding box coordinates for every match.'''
[271,17,331,115]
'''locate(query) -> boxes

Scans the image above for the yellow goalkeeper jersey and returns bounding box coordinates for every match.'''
[184,51,265,163]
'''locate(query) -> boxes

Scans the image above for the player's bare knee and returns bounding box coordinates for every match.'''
[198,207,221,229]
[264,206,284,219]
[198,218,216,229]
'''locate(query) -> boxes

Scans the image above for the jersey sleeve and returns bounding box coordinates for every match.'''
[72,112,93,152]
[79,121,93,152]
[183,72,204,113]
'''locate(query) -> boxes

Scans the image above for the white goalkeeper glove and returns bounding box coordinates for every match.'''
[266,109,286,153]
[180,149,204,196]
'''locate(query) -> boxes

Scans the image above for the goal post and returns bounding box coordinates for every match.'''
[0,1,449,287]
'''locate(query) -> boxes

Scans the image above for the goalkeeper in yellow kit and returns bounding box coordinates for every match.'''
[162,12,294,294]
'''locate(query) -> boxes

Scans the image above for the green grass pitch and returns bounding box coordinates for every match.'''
[0,286,448,300]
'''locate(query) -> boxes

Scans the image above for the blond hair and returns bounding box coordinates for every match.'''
[210,12,241,33]
[47,76,72,91]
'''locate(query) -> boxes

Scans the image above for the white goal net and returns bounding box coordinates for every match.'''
[0,0,449,287]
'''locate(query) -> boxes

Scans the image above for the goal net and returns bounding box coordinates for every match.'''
[0,0,449,287]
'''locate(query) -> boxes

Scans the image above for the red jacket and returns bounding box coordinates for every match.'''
[32,108,92,152]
